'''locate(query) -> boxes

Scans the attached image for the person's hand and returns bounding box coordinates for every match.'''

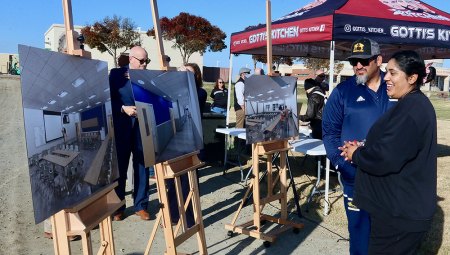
[339,141,359,161]
[122,105,137,117]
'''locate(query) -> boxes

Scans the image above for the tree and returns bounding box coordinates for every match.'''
[298,57,344,76]
[147,12,227,65]
[81,15,141,67]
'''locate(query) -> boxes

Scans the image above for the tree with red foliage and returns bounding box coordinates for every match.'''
[81,15,141,67]
[147,12,227,65]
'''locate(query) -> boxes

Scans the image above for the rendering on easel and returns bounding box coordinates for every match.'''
[19,45,119,224]
[124,69,204,165]
[244,75,299,144]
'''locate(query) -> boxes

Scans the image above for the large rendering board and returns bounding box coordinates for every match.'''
[19,45,118,224]
[128,69,203,164]
[244,75,298,144]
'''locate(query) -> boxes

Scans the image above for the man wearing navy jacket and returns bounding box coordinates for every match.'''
[322,38,395,254]
[110,46,152,221]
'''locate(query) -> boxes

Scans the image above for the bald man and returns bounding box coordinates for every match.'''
[110,46,152,221]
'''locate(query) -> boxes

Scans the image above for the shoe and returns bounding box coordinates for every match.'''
[44,232,53,239]
[135,210,151,220]
[112,211,124,221]
[44,232,79,241]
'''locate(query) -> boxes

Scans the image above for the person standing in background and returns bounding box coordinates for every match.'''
[110,46,152,221]
[234,67,250,128]
[314,69,329,93]
[185,63,207,116]
[166,63,205,227]
[299,78,325,139]
[210,78,228,116]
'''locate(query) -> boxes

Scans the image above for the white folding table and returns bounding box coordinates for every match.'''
[215,128,247,181]
[289,138,341,215]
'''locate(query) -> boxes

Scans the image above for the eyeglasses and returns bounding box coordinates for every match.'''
[218,81,224,84]
[349,56,377,67]
[132,56,151,65]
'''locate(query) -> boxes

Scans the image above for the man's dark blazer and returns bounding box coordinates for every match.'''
[110,67,135,136]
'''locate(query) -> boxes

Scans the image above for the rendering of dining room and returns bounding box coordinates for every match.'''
[19,45,118,223]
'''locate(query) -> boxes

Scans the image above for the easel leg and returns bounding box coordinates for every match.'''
[156,165,177,254]
[189,169,208,254]
[280,151,287,220]
[52,212,71,255]
[144,211,163,255]
[228,182,254,226]
[81,232,93,255]
[174,176,188,231]
[286,154,302,217]
[252,145,261,230]
[99,216,114,255]
[267,154,273,196]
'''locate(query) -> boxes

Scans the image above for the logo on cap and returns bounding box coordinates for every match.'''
[353,43,365,53]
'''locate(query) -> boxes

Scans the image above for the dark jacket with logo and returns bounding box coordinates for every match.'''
[322,71,394,183]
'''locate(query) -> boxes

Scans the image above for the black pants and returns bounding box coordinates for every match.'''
[369,216,426,255]
[309,119,322,140]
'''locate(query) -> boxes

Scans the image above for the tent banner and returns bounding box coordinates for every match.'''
[231,16,333,54]
[334,14,450,49]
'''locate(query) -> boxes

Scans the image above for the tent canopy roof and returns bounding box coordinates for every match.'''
[230,0,450,60]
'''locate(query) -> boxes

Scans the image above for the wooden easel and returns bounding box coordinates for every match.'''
[225,140,304,246]
[51,183,124,255]
[144,151,208,255]
[61,0,91,58]
[143,1,208,254]
[49,1,122,254]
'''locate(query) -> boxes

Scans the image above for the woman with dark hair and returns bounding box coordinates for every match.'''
[341,50,437,254]
[185,63,207,115]
[210,78,228,116]
[167,63,205,228]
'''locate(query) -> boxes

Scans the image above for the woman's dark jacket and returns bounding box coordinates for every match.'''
[353,90,437,232]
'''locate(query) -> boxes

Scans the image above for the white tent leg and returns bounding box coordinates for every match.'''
[226,54,233,127]
[328,40,335,92]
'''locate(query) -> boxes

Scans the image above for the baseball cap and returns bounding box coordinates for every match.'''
[348,38,380,59]
[304,78,319,91]
[315,70,325,77]
[239,67,251,75]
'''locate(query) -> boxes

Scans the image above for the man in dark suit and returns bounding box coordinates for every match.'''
[110,46,152,221]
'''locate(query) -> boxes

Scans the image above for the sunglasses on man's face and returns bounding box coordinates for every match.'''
[132,56,151,65]
[349,56,377,67]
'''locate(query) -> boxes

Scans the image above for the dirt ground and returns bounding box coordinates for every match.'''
[1,75,449,254]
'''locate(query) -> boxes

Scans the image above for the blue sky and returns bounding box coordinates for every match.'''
[1,0,449,72]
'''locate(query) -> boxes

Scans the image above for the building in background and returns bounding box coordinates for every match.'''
[44,24,203,71]
[202,66,230,83]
